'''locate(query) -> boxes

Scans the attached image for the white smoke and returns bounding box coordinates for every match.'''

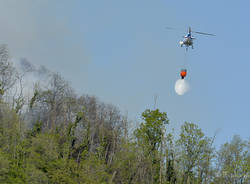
[175,79,190,95]
[11,58,52,100]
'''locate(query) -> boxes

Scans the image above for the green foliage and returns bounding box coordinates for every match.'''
[0,82,4,96]
[0,151,10,183]
[176,122,210,184]
[29,89,39,109]
[134,109,169,183]
[215,135,250,184]
[25,165,48,184]
[135,109,168,153]
[0,104,248,184]
[26,121,42,138]
[79,154,111,184]
[110,142,141,184]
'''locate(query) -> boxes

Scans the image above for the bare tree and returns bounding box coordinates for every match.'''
[28,72,76,130]
[0,45,17,101]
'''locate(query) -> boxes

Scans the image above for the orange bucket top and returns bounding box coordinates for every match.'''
[180,69,187,79]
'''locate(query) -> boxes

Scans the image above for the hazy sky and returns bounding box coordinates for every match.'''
[1,0,249,147]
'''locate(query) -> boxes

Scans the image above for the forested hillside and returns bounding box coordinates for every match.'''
[0,44,249,183]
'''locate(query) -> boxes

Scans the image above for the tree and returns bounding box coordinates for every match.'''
[165,133,177,184]
[0,45,17,101]
[176,122,211,184]
[28,72,76,131]
[134,109,169,184]
[215,135,250,184]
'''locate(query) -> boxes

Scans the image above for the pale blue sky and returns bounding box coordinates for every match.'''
[0,0,249,147]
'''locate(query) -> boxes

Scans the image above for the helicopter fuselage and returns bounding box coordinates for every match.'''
[183,37,193,45]
[179,33,194,50]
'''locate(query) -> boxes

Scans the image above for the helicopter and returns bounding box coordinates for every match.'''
[166,26,215,51]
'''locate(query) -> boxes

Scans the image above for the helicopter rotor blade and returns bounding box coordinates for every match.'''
[193,31,216,36]
[165,26,177,30]
[165,26,184,31]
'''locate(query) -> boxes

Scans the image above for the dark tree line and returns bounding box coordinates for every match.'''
[0,45,249,183]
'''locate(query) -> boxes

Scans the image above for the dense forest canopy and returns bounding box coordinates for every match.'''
[0,44,249,183]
